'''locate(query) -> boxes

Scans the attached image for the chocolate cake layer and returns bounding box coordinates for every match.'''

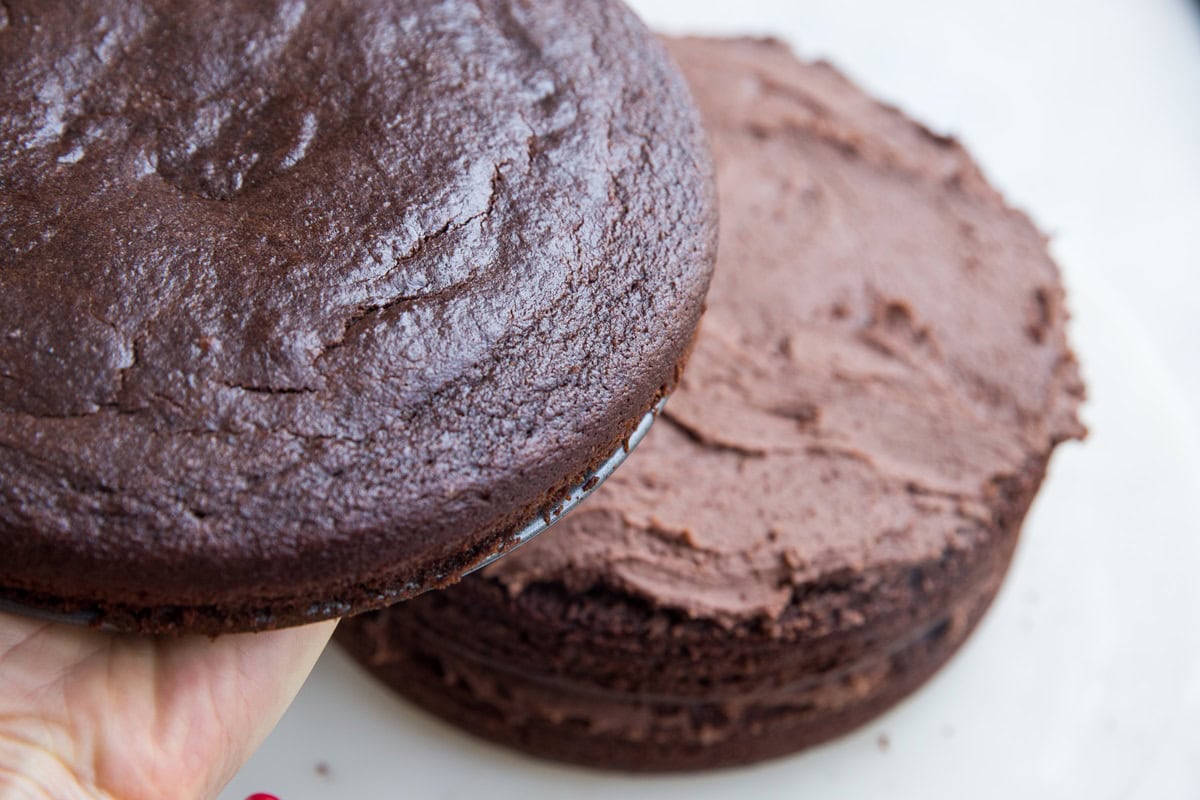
[0,1,717,632]
[338,36,1084,770]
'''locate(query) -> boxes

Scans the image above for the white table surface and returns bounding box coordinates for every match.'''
[225,2,1200,797]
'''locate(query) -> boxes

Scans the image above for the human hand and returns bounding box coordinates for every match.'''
[0,611,335,800]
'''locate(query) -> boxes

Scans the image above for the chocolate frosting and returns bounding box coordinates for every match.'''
[483,37,1085,623]
[0,2,716,615]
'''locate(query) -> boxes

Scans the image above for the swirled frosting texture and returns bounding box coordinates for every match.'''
[0,1,716,613]
[484,37,1085,623]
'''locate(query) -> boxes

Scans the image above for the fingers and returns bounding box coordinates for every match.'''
[195,619,338,799]
[0,612,335,800]
[0,608,338,800]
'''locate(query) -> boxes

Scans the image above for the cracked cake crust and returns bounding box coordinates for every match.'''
[0,1,717,632]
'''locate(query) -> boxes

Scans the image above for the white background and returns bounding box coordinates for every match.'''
[225,2,1200,798]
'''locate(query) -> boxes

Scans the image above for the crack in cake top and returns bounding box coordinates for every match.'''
[0,0,717,604]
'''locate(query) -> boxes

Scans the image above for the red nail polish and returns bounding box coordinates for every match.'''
[245,794,280,800]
